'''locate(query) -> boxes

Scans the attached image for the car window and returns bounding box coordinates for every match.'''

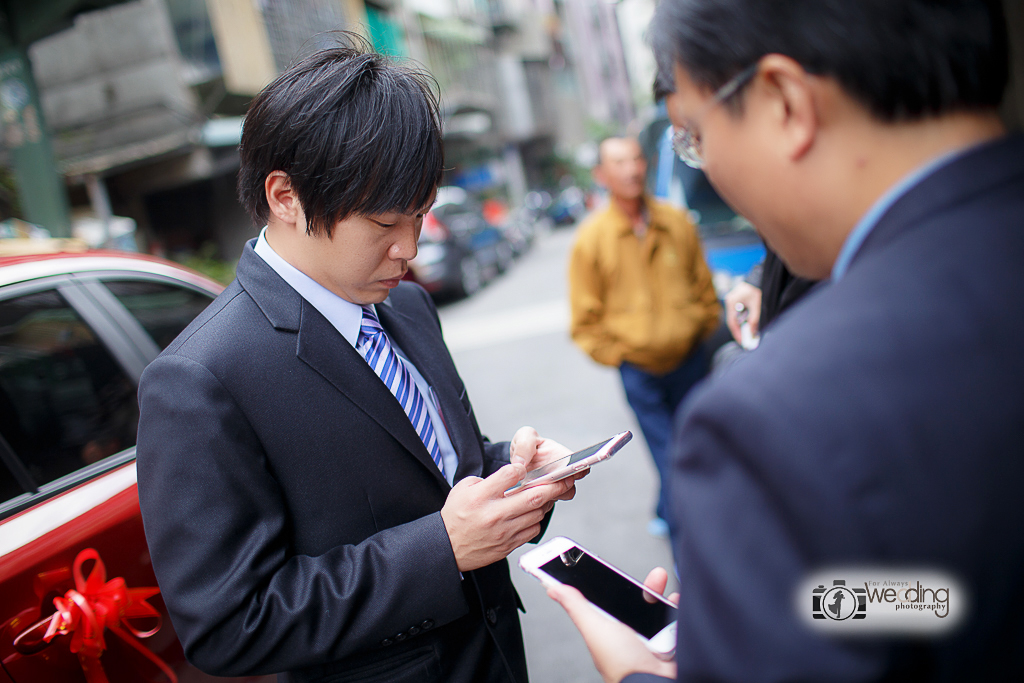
[0,459,20,500]
[0,289,138,489]
[102,279,213,349]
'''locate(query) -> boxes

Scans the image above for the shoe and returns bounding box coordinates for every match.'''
[647,517,669,538]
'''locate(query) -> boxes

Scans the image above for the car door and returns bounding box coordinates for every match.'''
[0,272,268,683]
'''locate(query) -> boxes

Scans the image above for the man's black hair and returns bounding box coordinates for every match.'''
[652,52,676,102]
[648,0,1009,121]
[237,33,443,237]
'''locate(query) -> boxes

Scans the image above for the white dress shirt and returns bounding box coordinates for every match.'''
[253,228,459,483]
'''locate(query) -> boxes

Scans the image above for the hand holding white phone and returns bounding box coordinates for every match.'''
[505,431,632,495]
[519,536,677,659]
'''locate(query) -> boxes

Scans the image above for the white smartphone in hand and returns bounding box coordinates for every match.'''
[518,536,677,659]
[505,431,632,495]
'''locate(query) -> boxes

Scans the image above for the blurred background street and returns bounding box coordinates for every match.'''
[439,224,675,683]
[1,1,1022,682]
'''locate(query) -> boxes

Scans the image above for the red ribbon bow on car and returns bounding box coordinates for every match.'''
[14,548,177,683]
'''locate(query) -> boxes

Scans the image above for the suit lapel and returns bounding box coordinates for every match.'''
[295,301,450,487]
[377,300,483,478]
[236,245,449,487]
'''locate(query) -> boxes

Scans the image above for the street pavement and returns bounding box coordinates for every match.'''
[437,225,677,683]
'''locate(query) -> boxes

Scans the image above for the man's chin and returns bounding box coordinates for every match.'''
[773,248,831,281]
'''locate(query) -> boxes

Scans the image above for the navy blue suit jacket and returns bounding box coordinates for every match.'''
[627,134,1024,682]
[136,245,528,683]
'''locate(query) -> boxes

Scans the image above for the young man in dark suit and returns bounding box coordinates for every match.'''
[136,40,578,683]
[549,1,1024,681]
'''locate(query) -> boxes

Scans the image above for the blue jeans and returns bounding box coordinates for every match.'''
[619,347,707,521]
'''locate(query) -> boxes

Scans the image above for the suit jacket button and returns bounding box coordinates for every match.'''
[381,638,394,647]
[486,608,498,625]
[408,626,421,635]
[421,619,434,630]
[395,632,407,641]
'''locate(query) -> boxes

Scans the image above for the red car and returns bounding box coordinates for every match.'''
[0,247,271,682]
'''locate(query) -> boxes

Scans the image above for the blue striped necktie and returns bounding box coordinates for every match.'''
[356,305,444,476]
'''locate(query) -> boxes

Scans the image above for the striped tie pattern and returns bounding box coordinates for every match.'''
[356,305,444,475]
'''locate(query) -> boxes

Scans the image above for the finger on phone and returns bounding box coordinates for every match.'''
[642,567,669,603]
[483,463,527,496]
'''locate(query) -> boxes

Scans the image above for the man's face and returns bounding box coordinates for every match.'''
[666,65,771,233]
[296,204,429,305]
[595,138,647,201]
[667,62,833,279]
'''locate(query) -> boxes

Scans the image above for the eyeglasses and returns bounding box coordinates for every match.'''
[672,64,759,169]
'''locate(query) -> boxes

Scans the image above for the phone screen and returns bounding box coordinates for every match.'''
[517,437,613,487]
[565,438,611,465]
[540,546,677,639]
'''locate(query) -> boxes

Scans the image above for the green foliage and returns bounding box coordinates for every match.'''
[177,242,237,285]
[0,167,23,220]
[538,149,591,190]
[585,118,622,143]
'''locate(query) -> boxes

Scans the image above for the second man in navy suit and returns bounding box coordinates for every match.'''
[549,1,1024,681]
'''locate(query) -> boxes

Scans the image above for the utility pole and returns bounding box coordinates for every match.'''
[0,9,72,236]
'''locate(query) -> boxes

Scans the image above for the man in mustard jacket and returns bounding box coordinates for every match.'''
[569,137,720,534]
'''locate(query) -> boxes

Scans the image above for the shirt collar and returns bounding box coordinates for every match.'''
[608,196,664,236]
[831,145,972,281]
[253,227,368,347]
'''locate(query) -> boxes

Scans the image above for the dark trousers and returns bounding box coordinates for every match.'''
[619,347,707,521]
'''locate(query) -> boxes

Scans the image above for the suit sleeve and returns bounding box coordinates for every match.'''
[569,230,629,367]
[662,377,888,682]
[136,355,470,676]
[481,438,512,476]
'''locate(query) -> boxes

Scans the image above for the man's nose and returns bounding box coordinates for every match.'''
[390,221,419,260]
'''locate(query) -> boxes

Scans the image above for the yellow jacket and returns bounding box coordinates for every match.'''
[569,198,721,375]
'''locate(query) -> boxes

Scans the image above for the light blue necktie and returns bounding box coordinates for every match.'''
[356,305,444,475]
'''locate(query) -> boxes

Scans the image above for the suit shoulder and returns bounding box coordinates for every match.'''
[160,280,245,353]
[159,280,270,363]
[387,281,437,318]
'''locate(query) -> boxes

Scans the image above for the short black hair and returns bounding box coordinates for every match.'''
[237,33,443,237]
[652,52,676,102]
[648,0,1009,121]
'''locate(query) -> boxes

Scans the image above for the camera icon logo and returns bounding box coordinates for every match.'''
[812,580,867,620]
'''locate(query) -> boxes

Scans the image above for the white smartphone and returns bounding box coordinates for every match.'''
[518,536,677,659]
[505,430,632,495]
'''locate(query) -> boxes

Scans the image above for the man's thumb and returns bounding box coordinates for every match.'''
[547,583,588,618]
[488,462,527,493]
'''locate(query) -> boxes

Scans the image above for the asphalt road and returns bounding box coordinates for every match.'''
[437,226,676,683]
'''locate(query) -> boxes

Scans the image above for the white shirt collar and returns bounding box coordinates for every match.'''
[253,227,367,347]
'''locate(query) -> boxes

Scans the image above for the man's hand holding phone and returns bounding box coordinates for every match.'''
[510,426,572,468]
[547,567,679,683]
[509,426,583,501]
[506,430,631,495]
[440,462,575,572]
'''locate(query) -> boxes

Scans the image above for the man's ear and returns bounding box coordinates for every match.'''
[592,165,607,189]
[757,54,817,162]
[265,171,304,227]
